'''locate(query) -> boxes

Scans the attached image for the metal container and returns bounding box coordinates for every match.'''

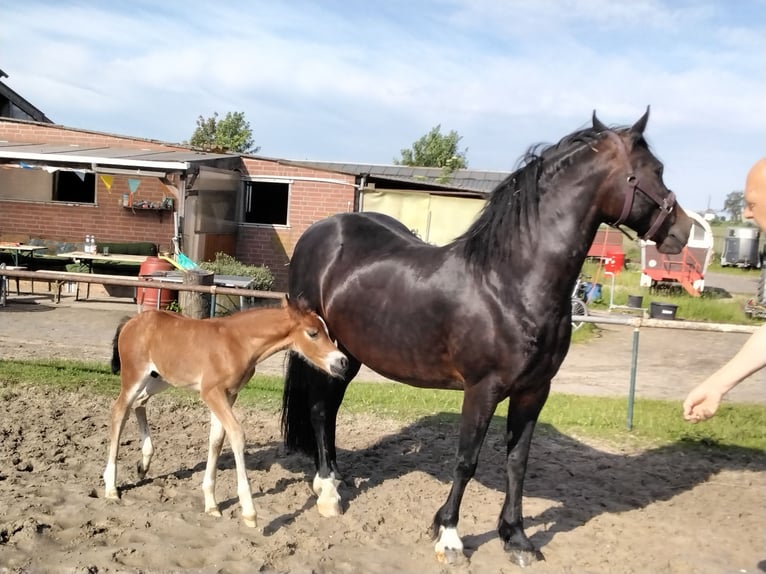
[721,227,761,268]
[649,302,678,320]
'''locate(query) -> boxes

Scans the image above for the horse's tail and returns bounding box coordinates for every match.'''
[281,351,337,456]
[110,316,132,374]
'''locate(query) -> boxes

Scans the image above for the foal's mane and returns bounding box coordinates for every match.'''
[457,125,629,267]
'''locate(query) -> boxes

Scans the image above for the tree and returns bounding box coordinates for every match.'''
[394,125,468,170]
[187,111,260,154]
[723,190,744,222]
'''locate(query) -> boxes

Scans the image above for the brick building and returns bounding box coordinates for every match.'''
[0,119,503,290]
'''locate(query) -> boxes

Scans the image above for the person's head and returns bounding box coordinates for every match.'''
[743,158,766,231]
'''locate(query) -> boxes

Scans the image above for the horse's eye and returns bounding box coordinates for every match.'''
[307,329,319,339]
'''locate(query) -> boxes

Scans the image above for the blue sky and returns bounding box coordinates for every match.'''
[2,0,764,212]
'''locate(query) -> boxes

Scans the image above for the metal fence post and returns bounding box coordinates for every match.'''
[626,326,640,430]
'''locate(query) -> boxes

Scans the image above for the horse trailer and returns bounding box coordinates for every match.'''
[720,227,761,268]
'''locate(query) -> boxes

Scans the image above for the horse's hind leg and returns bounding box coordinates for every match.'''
[133,405,152,480]
[311,350,360,517]
[201,409,226,518]
[103,374,144,499]
[133,376,169,480]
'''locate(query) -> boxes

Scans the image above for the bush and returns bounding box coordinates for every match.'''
[199,252,274,291]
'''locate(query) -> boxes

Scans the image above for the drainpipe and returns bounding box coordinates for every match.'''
[356,174,367,212]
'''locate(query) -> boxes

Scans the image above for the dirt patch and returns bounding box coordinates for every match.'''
[1,289,765,573]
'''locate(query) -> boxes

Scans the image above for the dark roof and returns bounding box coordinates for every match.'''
[0,140,240,171]
[0,79,53,123]
[0,116,511,194]
[277,159,510,196]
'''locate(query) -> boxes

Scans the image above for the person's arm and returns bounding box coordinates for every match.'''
[683,323,766,422]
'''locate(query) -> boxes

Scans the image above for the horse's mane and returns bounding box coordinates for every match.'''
[457,125,620,267]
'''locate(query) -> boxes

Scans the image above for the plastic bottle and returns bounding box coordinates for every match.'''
[84,235,90,253]
[91,235,96,254]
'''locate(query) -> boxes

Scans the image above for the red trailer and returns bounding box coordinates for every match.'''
[640,211,713,297]
[588,227,624,260]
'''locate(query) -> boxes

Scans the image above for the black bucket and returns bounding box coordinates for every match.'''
[627,295,643,308]
[649,302,678,320]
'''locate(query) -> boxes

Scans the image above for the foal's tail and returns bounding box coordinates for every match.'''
[110,316,131,374]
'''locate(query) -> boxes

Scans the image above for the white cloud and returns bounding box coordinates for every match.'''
[1,0,763,210]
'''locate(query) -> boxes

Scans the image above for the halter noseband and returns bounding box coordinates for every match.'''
[602,131,676,242]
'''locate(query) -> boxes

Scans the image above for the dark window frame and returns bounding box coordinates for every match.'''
[243,179,290,225]
[52,170,96,204]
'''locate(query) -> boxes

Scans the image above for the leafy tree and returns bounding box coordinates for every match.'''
[723,190,744,222]
[187,111,260,154]
[394,125,468,170]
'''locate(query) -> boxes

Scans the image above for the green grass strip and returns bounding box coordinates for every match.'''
[1,359,763,451]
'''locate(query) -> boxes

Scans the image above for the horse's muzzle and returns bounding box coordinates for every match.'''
[328,351,349,378]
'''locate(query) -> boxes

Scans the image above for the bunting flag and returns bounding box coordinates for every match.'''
[128,178,140,194]
[74,170,86,182]
[19,161,32,169]
[100,174,114,191]
[42,166,59,174]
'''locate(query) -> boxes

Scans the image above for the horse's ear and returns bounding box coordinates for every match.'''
[287,294,312,314]
[592,110,608,133]
[630,105,650,134]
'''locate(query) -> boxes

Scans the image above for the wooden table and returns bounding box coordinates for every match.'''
[0,243,48,266]
[58,251,149,300]
[0,244,48,300]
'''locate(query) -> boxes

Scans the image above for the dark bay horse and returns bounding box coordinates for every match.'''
[281,109,692,565]
[104,296,347,528]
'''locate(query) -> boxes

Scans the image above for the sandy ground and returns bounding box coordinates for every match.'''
[1,276,765,573]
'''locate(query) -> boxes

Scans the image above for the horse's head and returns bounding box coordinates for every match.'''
[593,107,692,254]
[284,295,348,378]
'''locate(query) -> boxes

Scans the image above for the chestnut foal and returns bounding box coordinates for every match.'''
[103,296,347,527]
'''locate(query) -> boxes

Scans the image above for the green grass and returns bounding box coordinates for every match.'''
[580,260,761,325]
[1,359,763,451]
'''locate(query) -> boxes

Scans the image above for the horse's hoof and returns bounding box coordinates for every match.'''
[205,507,222,518]
[242,514,257,528]
[506,547,545,567]
[135,461,147,480]
[317,497,342,517]
[436,548,468,566]
[104,489,119,501]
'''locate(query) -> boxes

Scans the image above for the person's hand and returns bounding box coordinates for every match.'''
[683,384,724,422]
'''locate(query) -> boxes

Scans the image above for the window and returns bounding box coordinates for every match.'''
[243,180,289,225]
[0,167,95,203]
[53,171,96,203]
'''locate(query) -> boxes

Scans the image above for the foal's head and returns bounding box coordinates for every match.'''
[285,296,348,378]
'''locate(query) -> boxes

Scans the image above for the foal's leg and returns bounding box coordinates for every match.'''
[133,377,169,480]
[202,389,257,527]
[432,382,499,563]
[497,385,549,567]
[103,375,145,499]
[201,408,227,518]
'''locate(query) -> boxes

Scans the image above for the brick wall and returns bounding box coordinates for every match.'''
[237,157,357,290]
[0,120,359,291]
[0,120,181,251]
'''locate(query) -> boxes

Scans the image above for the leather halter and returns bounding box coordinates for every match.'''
[602,131,676,242]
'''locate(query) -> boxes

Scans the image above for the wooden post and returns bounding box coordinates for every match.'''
[180,270,214,319]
